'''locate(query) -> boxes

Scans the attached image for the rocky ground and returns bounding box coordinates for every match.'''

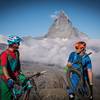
[21,61,100,100]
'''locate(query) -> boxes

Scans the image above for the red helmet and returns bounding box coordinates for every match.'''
[75,41,86,50]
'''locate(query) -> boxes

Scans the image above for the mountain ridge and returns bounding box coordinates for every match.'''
[45,10,88,39]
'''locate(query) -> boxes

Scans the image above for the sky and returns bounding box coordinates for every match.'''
[0,0,100,39]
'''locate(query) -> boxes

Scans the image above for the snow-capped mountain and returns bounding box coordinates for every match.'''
[45,10,88,39]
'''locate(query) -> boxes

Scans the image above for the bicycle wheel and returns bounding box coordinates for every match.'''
[23,90,31,100]
[66,67,82,95]
[19,79,41,100]
[66,67,90,99]
[77,80,91,98]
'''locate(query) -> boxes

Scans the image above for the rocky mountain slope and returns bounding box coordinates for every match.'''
[45,11,88,39]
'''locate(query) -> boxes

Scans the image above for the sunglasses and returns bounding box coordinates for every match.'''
[75,47,84,50]
[17,42,20,45]
[13,42,20,46]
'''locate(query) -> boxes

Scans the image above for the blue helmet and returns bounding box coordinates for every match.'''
[7,35,22,45]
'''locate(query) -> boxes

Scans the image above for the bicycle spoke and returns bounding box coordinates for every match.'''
[23,90,30,100]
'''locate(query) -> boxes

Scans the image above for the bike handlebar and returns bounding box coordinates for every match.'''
[27,71,47,79]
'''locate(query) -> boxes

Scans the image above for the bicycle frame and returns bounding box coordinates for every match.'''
[12,71,47,100]
[12,79,32,100]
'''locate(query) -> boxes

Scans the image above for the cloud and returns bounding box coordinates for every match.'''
[50,10,60,19]
[50,14,58,20]
[0,35,100,76]
[91,52,100,76]
[20,38,100,76]
[0,34,7,43]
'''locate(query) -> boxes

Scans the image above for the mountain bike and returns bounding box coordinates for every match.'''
[12,71,46,100]
[66,52,92,100]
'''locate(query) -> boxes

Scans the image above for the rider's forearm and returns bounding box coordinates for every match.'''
[88,69,93,85]
[88,69,93,99]
[2,67,10,80]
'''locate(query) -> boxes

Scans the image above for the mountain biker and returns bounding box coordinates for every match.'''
[66,41,93,100]
[0,35,32,100]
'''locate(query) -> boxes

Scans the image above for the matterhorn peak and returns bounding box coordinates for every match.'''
[45,10,88,39]
[56,10,70,24]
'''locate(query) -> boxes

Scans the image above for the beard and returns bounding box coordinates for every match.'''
[13,45,19,50]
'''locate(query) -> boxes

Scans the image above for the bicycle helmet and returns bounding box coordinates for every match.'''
[7,35,22,45]
[75,41,86,50]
